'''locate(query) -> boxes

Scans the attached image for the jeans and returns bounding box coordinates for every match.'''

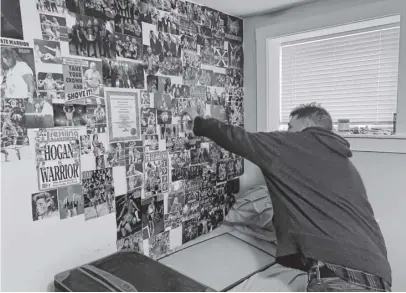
[307,276,390,292]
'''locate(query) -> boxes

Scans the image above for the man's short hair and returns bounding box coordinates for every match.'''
[290,102,333,131]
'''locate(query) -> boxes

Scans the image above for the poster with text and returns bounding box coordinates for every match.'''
[35,128,81,191]
[63,58,104,102]
[1,40,36,100]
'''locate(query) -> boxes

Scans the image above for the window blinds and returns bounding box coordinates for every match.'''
[280,24,400,124]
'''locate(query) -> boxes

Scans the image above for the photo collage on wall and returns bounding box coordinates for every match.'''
[1,0,244,260]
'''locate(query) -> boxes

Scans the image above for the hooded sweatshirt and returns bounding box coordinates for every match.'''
[193,117,392,284]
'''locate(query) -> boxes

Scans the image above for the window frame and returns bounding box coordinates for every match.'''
[255,1,406,153]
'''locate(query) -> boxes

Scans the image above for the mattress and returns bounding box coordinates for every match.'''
[158,225,277,291]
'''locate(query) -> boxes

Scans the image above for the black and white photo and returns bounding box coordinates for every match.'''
[144,134,159,152]
[182,216,198,243]
[34,39,62,64]
[226,68,243,87]
[214,72,226,87]
[58,185,84,219]
[154,93,172,111]
[82,168,115,220]
[188,164,203,180]
[115,16,142,37]
[159,124,180,140]
[84,0,116,20]
[214,47,228,68]
[182,51,201,68]
[102,59,145,88]
[117,231,143,252]
[65,0,85,14]
[127,173,143,191]
[228,40,243,69]
[144,151,169,197]
[165,191,185,219]
[157,10,179,34]
[190,142,210,164]
[138,1,153,24]
[141,91,153,107]
[115,0,141,20]
[125,140,143,172]
[200,39,214,66]
[32,190,59,221]
[126,144,143,175]
[166,136,186,152]
[1,46,36,100]
[25,98,54,128]
[85,97,107,133]
[1,99,30,162]
[141,108,157,135]
[202,165,216,188]
[37,0,67,15]
[224,15,243,42]
[142,31,183,75]
[206,86,226,106]
[37,72,65,101]
[68,14,115,58]
[39,14,69,41]
[82,61,104,97]
[116,190,142,241]
[148,230,170,260]
[115,33,143,60]
[157,109,172,124]
[80,133,108,171]
[141,194,165,239]
[180,32,197,52]
[147,75,158,92]
[53,102,87,127]
[216,161,227,183]
[170,150,191,168]
[105,141,126,167]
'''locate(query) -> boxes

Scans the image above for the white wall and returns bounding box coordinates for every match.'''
[243,0,406,290]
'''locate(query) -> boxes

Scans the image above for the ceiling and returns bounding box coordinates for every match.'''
[191,0,317,18]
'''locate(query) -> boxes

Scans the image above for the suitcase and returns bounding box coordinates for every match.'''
[54,251,213,292]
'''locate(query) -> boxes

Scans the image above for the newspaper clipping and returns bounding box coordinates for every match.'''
[63,58,103,102]
[35,128,81,191]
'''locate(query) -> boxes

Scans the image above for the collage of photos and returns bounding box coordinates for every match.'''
[1,0,244,262]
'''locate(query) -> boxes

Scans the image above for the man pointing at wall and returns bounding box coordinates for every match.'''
[183,103,392,292]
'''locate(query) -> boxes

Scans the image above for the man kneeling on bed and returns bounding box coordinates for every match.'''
[183,103,391,292]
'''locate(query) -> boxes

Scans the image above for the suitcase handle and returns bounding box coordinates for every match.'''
[81,264,138,292]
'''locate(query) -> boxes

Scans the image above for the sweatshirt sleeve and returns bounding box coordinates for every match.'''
[193,117,282,169]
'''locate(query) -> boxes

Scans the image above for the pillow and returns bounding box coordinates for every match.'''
[224,185,276,243]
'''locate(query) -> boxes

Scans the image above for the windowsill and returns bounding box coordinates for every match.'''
[340,134,406,140]
[342,135,406,154]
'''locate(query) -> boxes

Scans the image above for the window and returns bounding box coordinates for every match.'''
[276,16,400,135]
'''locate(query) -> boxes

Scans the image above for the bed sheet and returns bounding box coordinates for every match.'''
[228,263,307,292]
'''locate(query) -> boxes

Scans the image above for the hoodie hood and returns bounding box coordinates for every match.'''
[302,127,352,158]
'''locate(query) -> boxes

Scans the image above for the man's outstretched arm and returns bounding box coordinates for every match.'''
[185,110,283,169]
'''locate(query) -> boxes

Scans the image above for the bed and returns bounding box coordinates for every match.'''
[158,186,308,292]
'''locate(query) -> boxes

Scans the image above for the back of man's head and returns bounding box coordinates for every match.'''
[288,102,333,132]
